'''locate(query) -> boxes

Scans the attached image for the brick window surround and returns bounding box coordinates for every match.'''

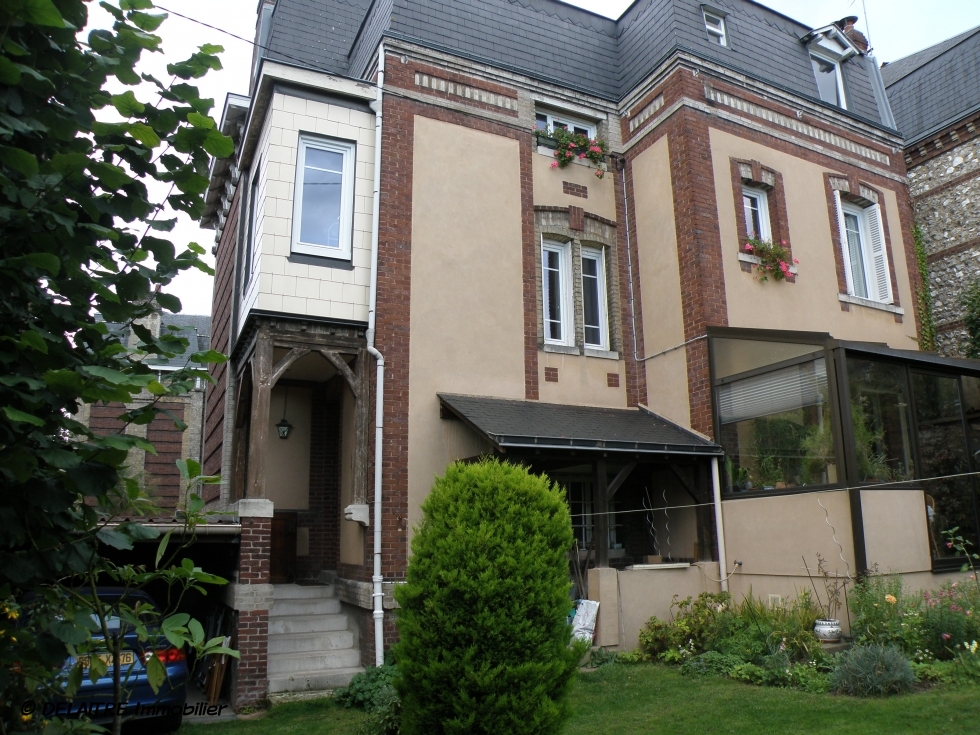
[822,173,903,321]
[729,158,795,283]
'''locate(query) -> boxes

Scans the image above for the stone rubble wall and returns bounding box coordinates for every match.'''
[908,137,980,356]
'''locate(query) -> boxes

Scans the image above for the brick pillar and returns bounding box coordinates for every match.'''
[229,499,273,709]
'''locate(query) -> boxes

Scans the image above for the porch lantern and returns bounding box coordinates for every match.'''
[277,386,292,439]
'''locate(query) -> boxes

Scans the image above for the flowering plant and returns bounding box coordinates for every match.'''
[743,238,799,282]
[534,125,609,179]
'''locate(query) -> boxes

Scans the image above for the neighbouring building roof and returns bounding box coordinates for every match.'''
[438,393,723,456]
[882,25,980,143]
[99,313,212,370]
[262,0,892,127]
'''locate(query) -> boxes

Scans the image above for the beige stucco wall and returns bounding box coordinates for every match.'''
[616,564,721,651]
[406,116,524,537]
[339,383,363,565]
[265,385,311,510]
[723,489,856,603]
[532,150,617,221]
[537,351,626,407]
[709,127,919,348]
[630,135,691,428]
[861,489,932,574]
[241,91,375,329]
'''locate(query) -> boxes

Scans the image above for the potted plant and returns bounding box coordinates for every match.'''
[810,553,845,642]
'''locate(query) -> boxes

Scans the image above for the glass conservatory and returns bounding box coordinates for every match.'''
[710,328,980,571]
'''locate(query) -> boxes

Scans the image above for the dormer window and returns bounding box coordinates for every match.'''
[810,52,846,108]
[802,25,860,110]
[703,9,728,47]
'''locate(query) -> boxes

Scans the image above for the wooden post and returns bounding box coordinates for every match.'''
[247,330,273,499]
[594,458,609,568]
[353,348,370,505]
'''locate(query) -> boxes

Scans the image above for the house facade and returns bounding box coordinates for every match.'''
[201,0,980,706]
[883,26,980,357]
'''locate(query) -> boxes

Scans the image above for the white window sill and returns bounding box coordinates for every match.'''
[543,343,580,356]
[626,563,692,570]
[838,293,904,315]
[584,347,620,360]
[536,145,599,170]
[738,252,798,275]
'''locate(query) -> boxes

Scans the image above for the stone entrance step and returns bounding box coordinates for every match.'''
[266,583,363,693]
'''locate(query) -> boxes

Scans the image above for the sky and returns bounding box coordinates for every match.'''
[85,1,980,317]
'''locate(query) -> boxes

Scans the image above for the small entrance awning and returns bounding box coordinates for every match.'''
[438,393,723,457]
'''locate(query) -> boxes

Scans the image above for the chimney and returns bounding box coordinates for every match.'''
[836,16,869,52]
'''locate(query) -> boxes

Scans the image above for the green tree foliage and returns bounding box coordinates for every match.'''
[963,279,980,358]
[0,0,234,731]
[393,459,583,735]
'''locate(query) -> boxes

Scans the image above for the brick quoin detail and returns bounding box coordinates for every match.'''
[232,610,268,708]
[616,161,647,408]
[562,181,588,199]
[607,372,620,388]
[232,517,271,708]
[544,367,559,382]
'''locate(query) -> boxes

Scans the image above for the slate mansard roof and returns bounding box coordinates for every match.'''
[261,0,893,128]
[882,26,980,144]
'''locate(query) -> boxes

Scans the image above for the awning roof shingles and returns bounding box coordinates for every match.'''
[438,393,722,457]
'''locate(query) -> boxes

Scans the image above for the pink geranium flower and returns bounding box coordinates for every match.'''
[744,243,754,252]
[943,633,952,641]
[579,153,587,158]
[550,162,558,169]
[793,259,800,265]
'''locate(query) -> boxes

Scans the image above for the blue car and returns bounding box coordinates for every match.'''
[49,589,190,732]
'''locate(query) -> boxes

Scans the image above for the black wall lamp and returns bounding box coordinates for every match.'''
[277,386,293,439]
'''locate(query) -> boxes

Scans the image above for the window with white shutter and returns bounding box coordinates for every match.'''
[834,193,893,304]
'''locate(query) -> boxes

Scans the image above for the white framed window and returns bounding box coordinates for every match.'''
[542,239,573,345]
[291,135,356,260]
[703,9,728,46]
[581,246,609,349]
[243,164,261,291]
[834,192,892,304]
[535,111,596,139]
[810,52,847,109]
[741,187,771,241]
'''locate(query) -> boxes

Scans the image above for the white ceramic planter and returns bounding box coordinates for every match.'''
[814,618,842,643]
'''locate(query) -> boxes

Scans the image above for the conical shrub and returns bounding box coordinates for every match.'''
[394,458,582,735]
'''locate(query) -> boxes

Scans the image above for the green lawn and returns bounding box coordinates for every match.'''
[181,665,980,735]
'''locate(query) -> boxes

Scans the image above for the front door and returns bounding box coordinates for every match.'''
[270,512,297,583]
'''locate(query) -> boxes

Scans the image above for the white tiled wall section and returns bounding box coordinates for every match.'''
[240,92,375,327]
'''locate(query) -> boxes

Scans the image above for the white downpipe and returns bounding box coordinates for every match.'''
[367,43,386,668]
[710,457,729,593]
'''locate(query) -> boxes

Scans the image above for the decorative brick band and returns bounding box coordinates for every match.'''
[705,86,891,165]
[629,94,665,133]
[544,367,559,382]
[606,373,620,388]
[926,236,980,264]
[563,181,588,199]
[413,72,517,111]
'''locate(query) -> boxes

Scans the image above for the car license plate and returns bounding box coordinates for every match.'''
[77,651,135,669]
